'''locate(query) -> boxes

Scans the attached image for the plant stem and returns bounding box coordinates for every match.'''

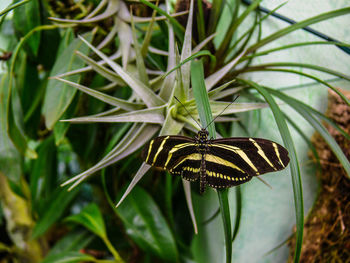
[102,236,124,263]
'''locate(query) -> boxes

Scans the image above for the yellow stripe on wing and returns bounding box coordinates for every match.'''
[152,136,169,165]
[273,142,285,167]
[212,144,259,174]
[171,153,201,170]
[164,142,196,168]
[249,138,276,170]
[145,139,154,163]
[205,154,245,173]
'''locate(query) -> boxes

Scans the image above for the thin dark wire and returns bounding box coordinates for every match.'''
[242,0,350,55]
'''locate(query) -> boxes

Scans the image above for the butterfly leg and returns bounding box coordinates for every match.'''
[199,154,206,194]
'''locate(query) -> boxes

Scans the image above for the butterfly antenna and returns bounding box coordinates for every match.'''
[205,94,240,130]
[174,96,202,129]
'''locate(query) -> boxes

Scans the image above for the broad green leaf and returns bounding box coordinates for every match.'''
[32,187,79,239]
[8,82,37,158]
[65,203,106,239]
[0,74,21,182]
[116,186,178,262]
[44,230,94,258]
[0,173,43,262]
[42,33,92,129]
[30,136,57,206]
[65,204,124,262]
[53,95,79,146]
[13,0,41,56]
[41,251,95,263]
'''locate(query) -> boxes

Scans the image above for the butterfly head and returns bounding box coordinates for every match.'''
[196,129,209,144]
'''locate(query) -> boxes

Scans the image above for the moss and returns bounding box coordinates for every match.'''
[288,89,350,262]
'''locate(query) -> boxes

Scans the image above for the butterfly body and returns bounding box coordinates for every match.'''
[141,128,290,194]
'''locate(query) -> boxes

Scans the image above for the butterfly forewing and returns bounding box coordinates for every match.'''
[211,137,290,176]
[141,135,196,170]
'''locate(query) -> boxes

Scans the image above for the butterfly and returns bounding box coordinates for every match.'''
[142,127,289,194]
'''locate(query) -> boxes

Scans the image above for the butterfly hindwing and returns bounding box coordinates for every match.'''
[204,152,252,188]
[169,153,201,181]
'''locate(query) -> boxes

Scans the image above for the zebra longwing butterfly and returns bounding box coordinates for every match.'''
[141,127,289,194]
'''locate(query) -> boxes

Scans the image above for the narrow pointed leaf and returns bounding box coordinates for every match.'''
[205,50,246,91]
[63,106,165,124]
[53,77,143,111]
[239,79,304,263]
[78,36,165,107]
[192,60,232,262]
[62,124,159,189]
[247,7,350,53]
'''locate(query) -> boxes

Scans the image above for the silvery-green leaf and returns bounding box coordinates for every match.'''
[53,77,143,111]
[205,49,246,91]
[62,124,159,190]
[180,0,194,98]
[78,36,165,107]
[62,105,165,124]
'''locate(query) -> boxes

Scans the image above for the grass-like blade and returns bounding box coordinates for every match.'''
[238,78,304,263]
[268,88,350,177]
[192,60,232,263]
[247,7,350,54]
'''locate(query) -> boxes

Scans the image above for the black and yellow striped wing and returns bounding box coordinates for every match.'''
[141,134,290,191]
[141,135,199,181]
[205,138,289,188]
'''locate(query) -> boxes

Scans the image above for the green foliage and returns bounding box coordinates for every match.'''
[0,0,349,262]
[116,186,178,262]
